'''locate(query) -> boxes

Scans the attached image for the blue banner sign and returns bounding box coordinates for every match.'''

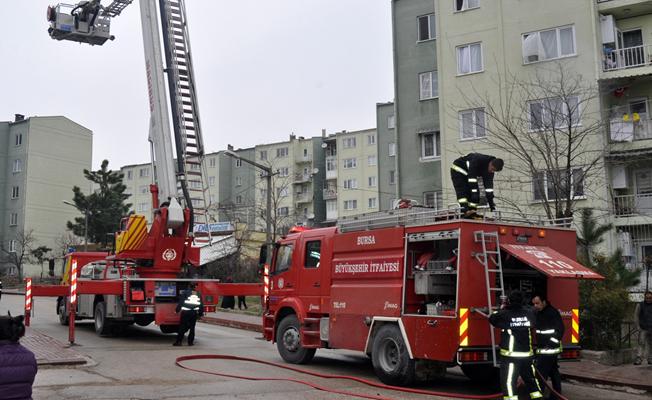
[193,223,234,233]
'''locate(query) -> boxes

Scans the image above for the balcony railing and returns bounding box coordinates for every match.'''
[613,193,652,217]
[326,169,337,180]
[293,172,311,183]
[603,44,652,72]
[323,188,337,200]
[295,192,312,203]
[609,117,652,142]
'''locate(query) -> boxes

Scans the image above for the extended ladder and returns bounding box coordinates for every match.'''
[159,0,212,244]
[473,230,506,367]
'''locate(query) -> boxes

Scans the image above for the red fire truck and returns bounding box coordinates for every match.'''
[262,208,602,385]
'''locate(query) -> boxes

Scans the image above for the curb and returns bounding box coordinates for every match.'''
[2,289,26,295]
[561,371,651,392]
[200,316,263,333]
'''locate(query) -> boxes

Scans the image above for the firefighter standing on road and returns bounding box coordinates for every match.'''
[532,294,564,399]
[174,282,203,346]
[489,291,543,400]
[451,153,503,217]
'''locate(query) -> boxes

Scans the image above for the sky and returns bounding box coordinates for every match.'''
[0,1,394,169]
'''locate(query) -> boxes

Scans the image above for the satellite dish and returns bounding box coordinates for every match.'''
[312,168,320,175]
[321,143,327,148]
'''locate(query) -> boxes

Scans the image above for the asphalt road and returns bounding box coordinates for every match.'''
[1,294,649,400]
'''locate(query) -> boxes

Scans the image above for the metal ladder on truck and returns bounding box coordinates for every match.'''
[473,230,506,367]
[158,0,212,244]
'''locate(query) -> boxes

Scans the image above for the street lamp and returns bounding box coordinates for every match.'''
[220,149,274,248]
[63,200,88,252]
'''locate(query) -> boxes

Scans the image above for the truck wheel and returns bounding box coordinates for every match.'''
[135,315,154,327]
[94,302,112,336]
[371,324,415,386]
[460,364,500,388]
[159,324,179,334]
[58,299,69,326]
[276,315,316,364]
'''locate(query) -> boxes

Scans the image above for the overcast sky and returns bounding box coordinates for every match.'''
[0,1,393,169]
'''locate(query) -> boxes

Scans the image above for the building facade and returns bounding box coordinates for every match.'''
[1,115,92,277]
[376,102,398,210]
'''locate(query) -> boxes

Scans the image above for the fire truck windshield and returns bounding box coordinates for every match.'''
[275,244,294,273]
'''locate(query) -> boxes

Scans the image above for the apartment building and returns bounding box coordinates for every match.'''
[323,128,381,223]
[1,115,92,277]
[376,102,398,210]
[390,0,652,295]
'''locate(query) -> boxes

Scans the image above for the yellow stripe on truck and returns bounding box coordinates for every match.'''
[571,309,579,344]
[459,308,469,346]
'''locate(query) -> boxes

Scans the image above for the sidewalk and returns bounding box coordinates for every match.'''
[21,327,87,366]
[201,309,263,333]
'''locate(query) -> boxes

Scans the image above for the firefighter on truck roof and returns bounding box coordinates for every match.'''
[489,291,543,400]
[450,153,503,218]
[174,282,203,346]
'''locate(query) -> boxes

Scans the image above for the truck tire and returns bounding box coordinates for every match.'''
[276,315,316,364]
[135,315,154,327]
[58,298,69,326]
[371,324,415,386]
[159,324,179,334]
[460,364,500,388]
[94,302,112,336]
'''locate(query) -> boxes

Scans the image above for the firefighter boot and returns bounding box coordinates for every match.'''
[173,341,182,346]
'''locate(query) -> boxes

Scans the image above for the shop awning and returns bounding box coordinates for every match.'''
[500,244,604,280]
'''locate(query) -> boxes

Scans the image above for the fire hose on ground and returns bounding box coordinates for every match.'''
[175,354,570,400]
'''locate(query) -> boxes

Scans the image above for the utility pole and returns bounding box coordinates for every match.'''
[221,150,274,249]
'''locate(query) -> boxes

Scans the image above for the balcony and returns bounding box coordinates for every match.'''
[598,1,652,19]
[323,188,337,200]
[297,155,312,163]
[602,44,652,77]
[293,172,311,184]
[326,209,338,221]
[609,117,652,143]
[295,192,312,203]
[613,193,652,217]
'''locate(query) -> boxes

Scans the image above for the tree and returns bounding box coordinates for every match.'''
[30,246,52,279]
[67,159,131,247]
[256,171,298,239]
[0,229,36,282]
[54,232,83,257]
[577,208,613,265]
[458,62,605,221]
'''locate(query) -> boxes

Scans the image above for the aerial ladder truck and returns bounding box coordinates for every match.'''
[27,0,262,337]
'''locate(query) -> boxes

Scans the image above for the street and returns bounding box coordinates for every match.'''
[1,294,649,400]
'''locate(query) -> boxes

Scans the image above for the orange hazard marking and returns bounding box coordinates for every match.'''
[459,308,469,346]
[571,309,579,343]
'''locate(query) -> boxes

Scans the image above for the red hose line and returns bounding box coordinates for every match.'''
[175,354,504,400]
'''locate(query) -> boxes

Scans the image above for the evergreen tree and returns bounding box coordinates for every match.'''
[66,160,132,247]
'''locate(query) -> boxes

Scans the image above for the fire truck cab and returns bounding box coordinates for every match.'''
[263,208,602,385]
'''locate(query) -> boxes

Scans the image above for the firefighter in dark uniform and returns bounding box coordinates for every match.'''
[532,294,564,399]
[174,282,203,346]
[451,153,503,216]
[489,291,543,400]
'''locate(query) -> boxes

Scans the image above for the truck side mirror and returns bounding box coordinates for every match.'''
[259,244,268,267]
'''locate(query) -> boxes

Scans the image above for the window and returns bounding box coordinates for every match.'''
[9,213,18,226]
[278,187,288,197]
[367,134,376,145]
[388,115,396,129]
[235,159,242,168]
[342,137,357,148]
[275,244,294,273]
[368,176,377,187]
[327,200,337,212]
[420,132,441,159]
[277,206,289,216]
[305,240,321,268]
[303,148,308,157]
[417,13,436,41]
[456,43,483,75]
[533,168,584,201]
[368,197,377,209]
[455,0,479,12]
[208,158,216,168]
[260,150,268,161]
[528,96,580,131]
[139,185,149,194]
[368,155,377,166]
[126,170,133,180]
[189,163,200,171]
[189,180,201,189]
[388,143,396,157]
[276,147,289,158]
[389,170,396,185]
[419,71,438,100]
[235,176,242,186]
[522,25,575,64]
[459,108,486,139]
[139,167,149,178]
[209,176,216,186]
[12,159,22,173]
[236,195,243,204]
[344,200,358,210]
[279,167,289,177]
[137,202,149,212]
[11,186,19,199]
[326,158,337,171]
[635,170,652,195]
[343,179,358,189]
[423,191,443,209]
[15,133,22,147]
[9,240,17,253]
[343,158,357,169]
[260,188,267,199]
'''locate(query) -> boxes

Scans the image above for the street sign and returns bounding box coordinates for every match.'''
[193,222,234,234]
